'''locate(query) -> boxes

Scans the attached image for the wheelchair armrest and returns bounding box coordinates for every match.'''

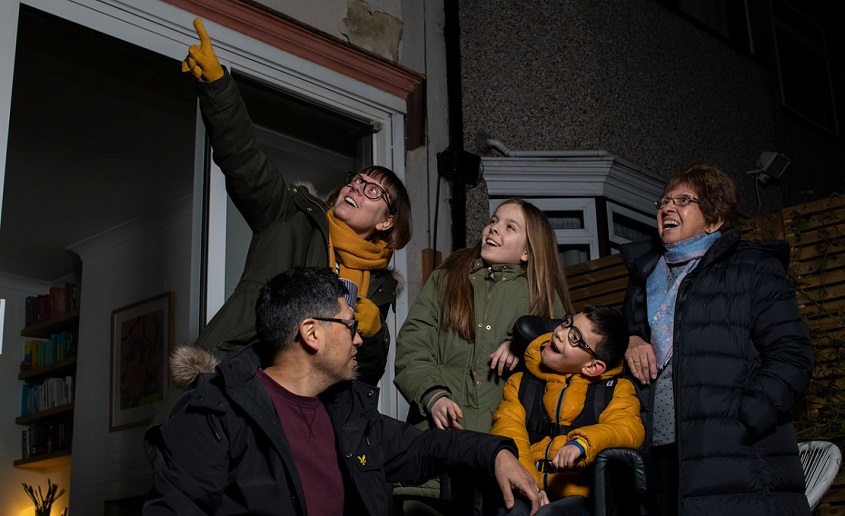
[594,447,647,494]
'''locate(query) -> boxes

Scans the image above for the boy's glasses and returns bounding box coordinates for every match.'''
[345,172,391,205]
[312,317,358,339]
[560,313,606,363]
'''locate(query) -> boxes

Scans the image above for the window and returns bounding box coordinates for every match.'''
[607,203,658,253]
[658,0,753,54]
[0,298,5,354]
[483,151,664,267]
[771,0,839,136]
[489,198,600,267]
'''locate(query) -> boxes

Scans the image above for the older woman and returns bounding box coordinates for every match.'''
[621,163,813,515]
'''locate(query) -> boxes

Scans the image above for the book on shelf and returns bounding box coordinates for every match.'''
[22,330,77,369]
[20,376,75,416]
[24,282,80,327]
[22,430,30,459]
[22,421,73,458]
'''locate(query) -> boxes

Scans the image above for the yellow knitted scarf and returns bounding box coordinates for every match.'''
[326,208,392,296]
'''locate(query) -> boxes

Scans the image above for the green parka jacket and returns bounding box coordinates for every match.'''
[393,259,564,497]
[194,71,396,386]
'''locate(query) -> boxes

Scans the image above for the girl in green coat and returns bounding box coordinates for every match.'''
[393,198,573,511]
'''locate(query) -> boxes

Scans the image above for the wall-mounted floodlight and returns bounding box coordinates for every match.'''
[746,151,790,185]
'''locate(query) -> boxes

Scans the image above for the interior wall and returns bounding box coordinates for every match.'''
[0,279,72,516]
[0,7,198,511]
[67,198,193,515]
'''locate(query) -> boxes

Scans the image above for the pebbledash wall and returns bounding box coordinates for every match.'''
[457,0,845,238]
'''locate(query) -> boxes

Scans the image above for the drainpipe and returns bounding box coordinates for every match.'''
[438,0,480,251]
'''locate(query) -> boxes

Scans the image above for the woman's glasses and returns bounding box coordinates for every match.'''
[654,195,699,209]
[560,313,606,363]
[345,172,391,205]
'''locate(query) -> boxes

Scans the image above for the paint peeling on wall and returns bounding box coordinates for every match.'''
[340,0,402,61]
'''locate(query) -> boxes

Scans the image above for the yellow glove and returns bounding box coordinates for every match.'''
[181,18,224,82]
[354,297,382,337]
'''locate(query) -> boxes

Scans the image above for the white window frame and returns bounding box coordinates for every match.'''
[484,150,664,263]
[606,201,658,251]
[489,197,600,263]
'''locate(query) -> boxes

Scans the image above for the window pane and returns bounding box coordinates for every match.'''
[546,210,584,230]
[612,212,656,242]
[772,6,838,135]
[559,245,591,267]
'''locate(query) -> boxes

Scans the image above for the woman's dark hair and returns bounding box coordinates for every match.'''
[255,267,347,367]
[325,165,412,249]
[582,305,628,368]
[663,163,740,231]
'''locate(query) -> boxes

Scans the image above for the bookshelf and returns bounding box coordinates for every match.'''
[15,285,79,469]
[13,449,72,470]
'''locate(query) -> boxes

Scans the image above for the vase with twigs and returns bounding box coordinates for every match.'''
[21,478,65,516]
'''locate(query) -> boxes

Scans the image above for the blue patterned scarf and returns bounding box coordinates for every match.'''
[646,231,720,369]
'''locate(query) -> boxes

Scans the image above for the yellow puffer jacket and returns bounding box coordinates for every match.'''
[491,333,644,498]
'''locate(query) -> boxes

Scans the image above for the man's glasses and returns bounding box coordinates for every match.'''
[345,172,391,205]
[312,317,358,339]
[560,313,606,363]
[654,195,700,210]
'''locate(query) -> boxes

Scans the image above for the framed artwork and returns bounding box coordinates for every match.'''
[110,292,174,431]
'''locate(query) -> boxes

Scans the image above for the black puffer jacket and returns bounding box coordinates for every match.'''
[620,229,813,515]
[144,345,515,515]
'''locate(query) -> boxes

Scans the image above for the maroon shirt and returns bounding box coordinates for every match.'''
[257,369,344,514]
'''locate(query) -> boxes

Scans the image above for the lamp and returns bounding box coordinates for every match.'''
[746,151,791,185]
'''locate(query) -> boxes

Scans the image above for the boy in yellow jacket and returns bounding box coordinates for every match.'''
[491,306,645,515]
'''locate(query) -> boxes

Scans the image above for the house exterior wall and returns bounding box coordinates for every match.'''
[458,0,844,231]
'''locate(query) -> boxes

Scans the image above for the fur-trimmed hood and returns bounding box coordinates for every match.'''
[170,346,220,389]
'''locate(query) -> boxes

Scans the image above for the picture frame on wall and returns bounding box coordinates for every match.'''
[109,291,174,432]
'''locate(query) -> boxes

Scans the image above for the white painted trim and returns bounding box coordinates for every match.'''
[483,153,665,215]
[67,196,193,260]
[0,298,5,355]
[205,160,228,324]
[0,273,50,294]
[606,201,658,246]
[189,101,207,343]
[0,1,20,232]
[490,197,601,262]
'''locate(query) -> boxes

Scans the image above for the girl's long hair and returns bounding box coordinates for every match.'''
[438,199,573,342]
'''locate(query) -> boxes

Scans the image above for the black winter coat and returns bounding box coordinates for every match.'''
[144,345,515,515]
[620,229,813,516]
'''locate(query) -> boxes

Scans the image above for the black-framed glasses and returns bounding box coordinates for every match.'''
[345,172,391,205]
[312,317,358,339]
[560,313,606,363]
[654,195,700,210]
